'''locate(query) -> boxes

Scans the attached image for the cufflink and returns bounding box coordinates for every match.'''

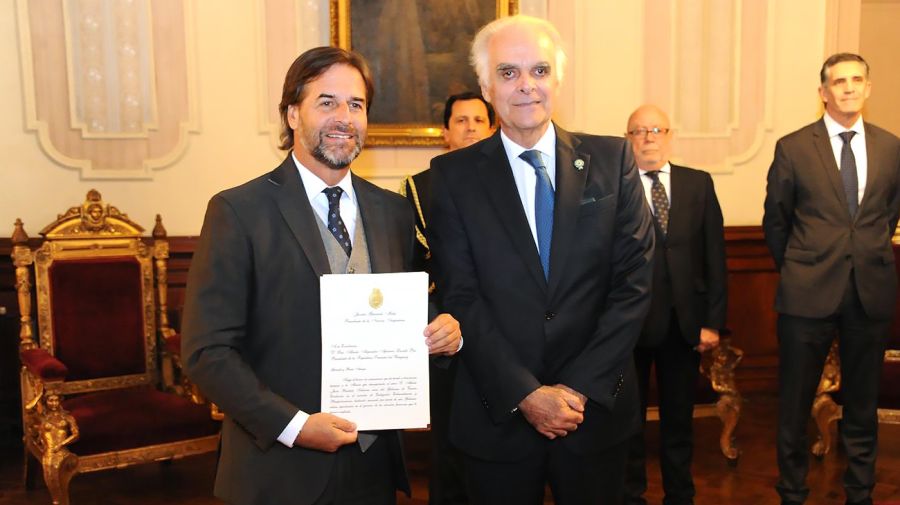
[574,159,585,171]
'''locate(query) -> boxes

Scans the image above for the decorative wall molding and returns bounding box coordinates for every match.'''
[644,0,775,174]
[16,0,199,179]
[255,0,327,157]
[825,0,861,56]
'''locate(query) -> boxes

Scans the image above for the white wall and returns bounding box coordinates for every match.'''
[3,1,897,236]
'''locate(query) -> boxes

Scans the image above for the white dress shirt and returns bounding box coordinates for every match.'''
[293,152,359,243]
[500,124,557,250]
[276,154,358,448]
[638,162,672,214]
[823,112,867,206]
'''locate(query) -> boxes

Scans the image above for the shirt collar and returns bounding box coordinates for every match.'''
[823,112,864,140]
[500,122,557,161]
[639,162,671,176]
[291,152,356,204]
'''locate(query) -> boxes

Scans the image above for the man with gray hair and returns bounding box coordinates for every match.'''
[764,52,900,505]
[427,14,654,504]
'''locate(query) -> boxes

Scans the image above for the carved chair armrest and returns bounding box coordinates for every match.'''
[158,331,211,410]
[699,333,743,463]
[20,348,68,382]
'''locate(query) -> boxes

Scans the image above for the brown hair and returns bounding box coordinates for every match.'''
[820,53,869,84]
[278,46,375,150]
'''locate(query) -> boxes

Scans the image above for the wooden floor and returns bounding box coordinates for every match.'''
[1,396,899,505]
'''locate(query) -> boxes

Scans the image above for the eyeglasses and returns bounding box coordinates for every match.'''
[627,127,671,138]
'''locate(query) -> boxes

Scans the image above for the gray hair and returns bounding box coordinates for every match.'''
[470,15,567,89]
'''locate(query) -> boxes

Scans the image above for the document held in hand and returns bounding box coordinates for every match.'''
[319,271,430,430]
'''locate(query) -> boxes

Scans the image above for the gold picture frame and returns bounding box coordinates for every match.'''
[330,0,518,146]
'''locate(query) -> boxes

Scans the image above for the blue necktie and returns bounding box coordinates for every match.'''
[323,187,352,257]
[519,150,554,280]
[839,131,858,218]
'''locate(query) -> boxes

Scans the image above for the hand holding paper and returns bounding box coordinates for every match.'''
[294,413,357,452]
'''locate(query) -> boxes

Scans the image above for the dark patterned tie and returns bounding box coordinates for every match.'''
[645,171,669,234]
[839,131,859,218]
[323,187,352,257]
[519,150,554,280]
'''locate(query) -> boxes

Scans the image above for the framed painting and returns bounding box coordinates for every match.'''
[330,0,518,146]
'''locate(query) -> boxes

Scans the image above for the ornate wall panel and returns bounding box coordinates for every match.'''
[256,0,327,155]
[643,0,774,173]
[17,0,198,178]
[859,0,900,136]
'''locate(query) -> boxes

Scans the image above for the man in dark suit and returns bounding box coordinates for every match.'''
[401,92,496,275]
[427,15,655,505]
[763,52,900,505]
[399,91,495,505]
[181,46,461,505]
[622,105,728,505]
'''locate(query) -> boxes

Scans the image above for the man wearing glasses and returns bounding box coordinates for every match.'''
[623,105,728,505]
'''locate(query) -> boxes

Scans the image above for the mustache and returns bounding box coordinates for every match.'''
[323,121,358,136]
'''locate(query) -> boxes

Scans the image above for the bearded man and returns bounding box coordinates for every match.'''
[182,46,461,505]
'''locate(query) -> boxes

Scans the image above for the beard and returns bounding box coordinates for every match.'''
[302,122,364,171]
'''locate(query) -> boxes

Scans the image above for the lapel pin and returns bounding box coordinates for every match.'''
[574,159,585,171]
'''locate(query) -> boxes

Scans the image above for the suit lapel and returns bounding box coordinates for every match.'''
[354,174,391,273]
[547,126,588,298]
[812,119,852,218]
[476,132,547,290]
[665,165,684,241]
[272,156,331,276]
[859,122,880,216]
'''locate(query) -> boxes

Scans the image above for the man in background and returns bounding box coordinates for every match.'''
[399,91,495,505]
[764,52,900,505]
[623,104,727,505]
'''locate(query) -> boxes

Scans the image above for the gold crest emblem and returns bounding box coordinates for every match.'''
[369,288,383,309]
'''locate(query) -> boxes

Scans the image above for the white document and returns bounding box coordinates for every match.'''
[320,271,430,430]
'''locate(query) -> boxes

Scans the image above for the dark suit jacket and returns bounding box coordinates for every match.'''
[427,125,655,461]
[763,119,900,320]
[640,165,727,347]
[182,156,415,505]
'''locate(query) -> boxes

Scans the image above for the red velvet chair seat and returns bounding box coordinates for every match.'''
[63,386,220,455]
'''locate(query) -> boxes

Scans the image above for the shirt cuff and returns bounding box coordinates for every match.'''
[456,335,464,353]
[276,410,310,448]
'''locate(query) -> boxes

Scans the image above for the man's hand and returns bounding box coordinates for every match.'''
[294,413,357,452]
[553,383,587,411]
[696,328,720,353]
[424,313,461,356]
[518,386,585,439]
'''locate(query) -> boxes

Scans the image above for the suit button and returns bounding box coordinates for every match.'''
[545,312,556,320]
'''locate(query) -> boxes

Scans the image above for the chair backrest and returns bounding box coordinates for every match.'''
[22,190,170,394]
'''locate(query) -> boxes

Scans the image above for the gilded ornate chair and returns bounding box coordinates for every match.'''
[700,336,743,464]
[645,336,744,464]
[11,190,220,505]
